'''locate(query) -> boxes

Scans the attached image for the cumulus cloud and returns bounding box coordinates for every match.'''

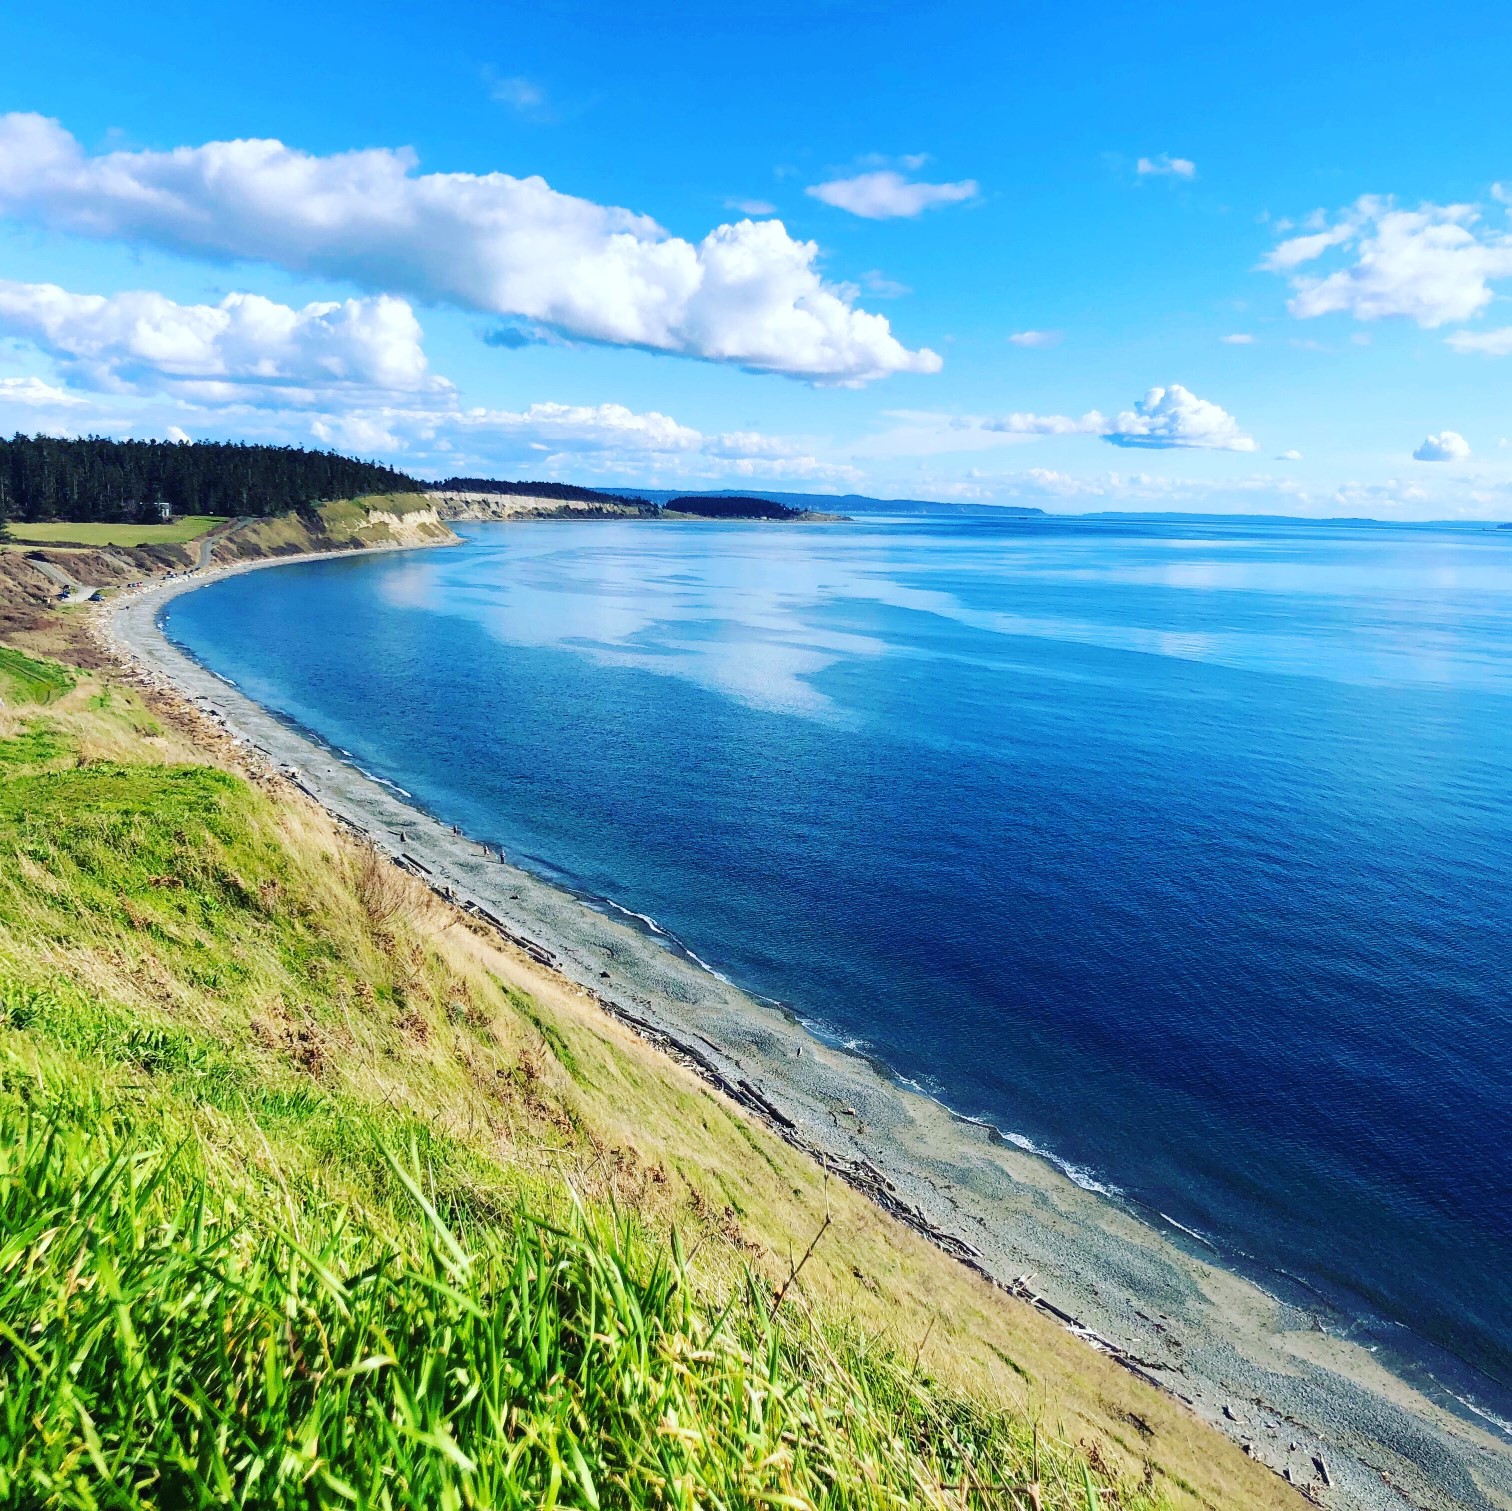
[861,385,1254,458]
[1136,154,1196,180]
[1446,327,1512,356]
[1413,430,1470,462]
[0,374,85,406]
[1103,385,1256,451]
[1009,329,1062,348]
[0,113,938,385]
[454,400,701,452]
[805,169,978,220]
[0,280,437,402]
[1263,195,1512,327]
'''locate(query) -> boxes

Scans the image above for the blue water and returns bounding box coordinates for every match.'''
[166,516,1512,1420]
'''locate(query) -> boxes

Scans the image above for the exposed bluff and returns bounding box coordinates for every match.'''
[212,493,456,560]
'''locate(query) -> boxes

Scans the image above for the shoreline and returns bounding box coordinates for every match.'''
[100,534,1512,1511]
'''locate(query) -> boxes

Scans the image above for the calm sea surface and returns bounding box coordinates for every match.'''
[166,515,1512,1419]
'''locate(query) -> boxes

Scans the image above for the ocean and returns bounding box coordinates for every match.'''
[164,513,1512,1425]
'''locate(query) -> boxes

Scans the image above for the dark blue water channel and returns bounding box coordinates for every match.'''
[165,515,1512,1424]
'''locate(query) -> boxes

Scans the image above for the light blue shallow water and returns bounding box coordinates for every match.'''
[166,515,1512,1422]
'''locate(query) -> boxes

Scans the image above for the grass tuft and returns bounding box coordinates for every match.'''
[0,1100,1111,1511]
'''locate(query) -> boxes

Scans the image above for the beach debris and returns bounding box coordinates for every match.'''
[1312,1454,1332,1487]
[1223,1404,1241,1422]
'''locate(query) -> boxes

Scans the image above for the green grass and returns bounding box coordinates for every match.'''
[0,646,75,707]
[0,1097,1109,1511]
[2,516,227,547]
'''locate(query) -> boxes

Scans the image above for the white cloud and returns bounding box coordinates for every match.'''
[0,113,938,385]
[1263,195,1512,327]
[1009,329,1062,348]
[298,395,862,484]
[1445,326,1512,356]
[454,400,702,452]
[1104,385,1256,451]
[1136,154,1196,180]
[0,374,85,406]
[984,410,1106,436]
[725,197,776,216]
[0,280,437,402]
[1220,333,1255,344]
[862,385,1254,458]
[165,424,191,443]
[1276,449,1302,461]
[1413,430,1470,462]
[805,169,978,220]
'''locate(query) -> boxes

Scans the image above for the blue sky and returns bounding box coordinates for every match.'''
[1,0,1510,516]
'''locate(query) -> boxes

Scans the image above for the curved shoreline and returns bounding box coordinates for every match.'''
[101,538,1512,1511]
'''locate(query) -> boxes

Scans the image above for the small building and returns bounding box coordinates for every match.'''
[147,499,173,522]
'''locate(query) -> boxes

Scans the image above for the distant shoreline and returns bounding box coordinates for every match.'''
[100,526,1512,1511]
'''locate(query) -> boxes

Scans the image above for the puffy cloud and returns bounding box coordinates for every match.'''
[1413,430,1470,462]
[1136,154,1195,180]
[1276,449,1303,461]
[0,113,938,384]
[862,386,1253,458]
[0,374,85,406]
[1263,195,1512,327]
[0,280,436,401]
[1446,326,1512,356]
[805,169,978,220]
[1103,385,1256,451]
[454,400,701,452]
[1009,329,1062,348]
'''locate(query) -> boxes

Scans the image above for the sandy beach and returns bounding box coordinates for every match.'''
[102,539,1512,1511]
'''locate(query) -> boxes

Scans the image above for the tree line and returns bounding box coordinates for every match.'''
[0,436,421,524]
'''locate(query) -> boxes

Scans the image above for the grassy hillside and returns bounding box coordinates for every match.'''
[218,493,450,559]
[1,516,228,548]
[0,632,1295,1511]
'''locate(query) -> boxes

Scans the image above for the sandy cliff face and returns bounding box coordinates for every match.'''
[430,490,650,521]
[214,495,457,562]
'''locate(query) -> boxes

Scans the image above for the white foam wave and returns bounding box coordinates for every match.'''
[1445,1390,1512,1440]
[601,898,668,936]
[992,1126,1124,1197]
[357,767,411,797]
[1158,1211,1220,1251]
